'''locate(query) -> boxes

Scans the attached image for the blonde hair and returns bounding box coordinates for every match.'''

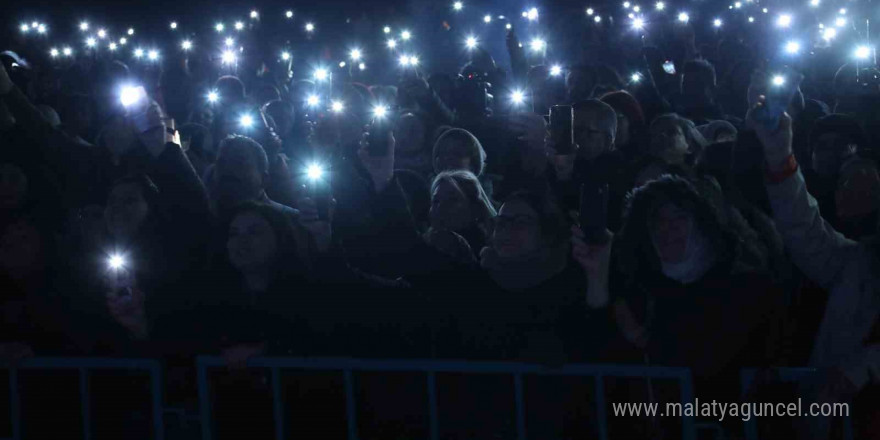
[431,170,497,228]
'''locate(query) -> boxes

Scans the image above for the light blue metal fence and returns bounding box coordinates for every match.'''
[196,356,697,440]
[740,367,854,440]
[1,357,164,440]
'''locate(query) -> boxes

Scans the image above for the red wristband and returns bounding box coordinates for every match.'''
[766,154,799,184]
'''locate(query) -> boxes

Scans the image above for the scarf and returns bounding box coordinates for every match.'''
[658,227,716,285]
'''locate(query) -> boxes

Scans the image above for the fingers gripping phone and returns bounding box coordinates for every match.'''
[756,69,804,129]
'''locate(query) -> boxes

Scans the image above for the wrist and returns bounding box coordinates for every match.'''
[766,154,798,183]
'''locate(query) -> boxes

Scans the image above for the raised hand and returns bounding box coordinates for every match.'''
[357,127,395,193]
[746,97,793,172]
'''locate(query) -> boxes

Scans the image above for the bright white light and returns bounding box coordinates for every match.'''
[307,95,320,106]
[484,15,492,23]
[586,8,594,15]
[108,255,125,270]
[119,86,141,107]
[250,10,259,19]
[527,7,539,20]
[839,8,846,15]
[631,72,642,82]
[225,37,234,47]
[305,23,315,32]
[387,39,397,49]
[97,29,106,38]
[454,1,463,10]
[306,164,324,180]
[31,21,38,28]
[281,51,290,60]
[79,21,89,31]
[678,12,689,23]
[147,49,159,61]
[409,55,419,66]
[383,26,391,34]
[339,61,346,68]
[763,8,768,13]
[594,15,602,23]
[119,37,127,45]
[713,18,722,28]
[397,56,408,67]
[221,50,236,64]
[314,68,329,81]
[86,37,97,48]
[628,13,635,19]
[170,22,178,30]
[63,47,73,56]
[37,24,46,34]
[822,28,837,40]
[286,10,294,18]
[109,42,118,51]
[623,1,631,8]
[655,1,665,10]
[359,63,366,70]
[506,23,513,29]
[835,17,846,27]
[530,38,546,52]
[748,17,755,23]
[134,48,144,58]
[465,36,478,49]
[239,114,254,128]
[633,17,645,29]
[235,22,244,31]
[215,23,225,32]
[785,41,801,54]
[127,28,134,35]
[855,46,871,60]
[810,0,820,7]
[777,14,792,27]
[330,101,345,113]
[772,75,785,86]
[550,65,562,76]
[633,5,641,12]
[20,24,29,33]
[522,11,528,17]
[207,91,219,103]
[50,48,59,57]
[735,1,742,8]
[182,40,192,50]
[511,89,525,104]
[401,30,411,40]
[373,105,388,118]
[350,49,362,60]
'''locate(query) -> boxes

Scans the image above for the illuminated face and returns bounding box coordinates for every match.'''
[105,182,150,240]
[429,179,473,231]
[227,211,278,271]
[650,202,693,264]
[492,200,542,259]
[650,119,689,165]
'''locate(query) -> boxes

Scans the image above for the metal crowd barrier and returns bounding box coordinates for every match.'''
[740,367,854,440]
[1,357,164,440]
[196,356,697,440]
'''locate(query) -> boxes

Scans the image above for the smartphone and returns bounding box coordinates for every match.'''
[549,105,574,154]
[367,113,394,156]
[580,183,610,245]
[757,69,804,129]
[308,172,332,220]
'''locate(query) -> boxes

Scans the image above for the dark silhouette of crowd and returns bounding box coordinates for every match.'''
[1,3,880,438]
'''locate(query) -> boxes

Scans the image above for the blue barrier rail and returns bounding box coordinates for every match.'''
[196,356,697,440]
[1,357,164,440]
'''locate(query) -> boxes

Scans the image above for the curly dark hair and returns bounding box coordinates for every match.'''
[614,175,768,289]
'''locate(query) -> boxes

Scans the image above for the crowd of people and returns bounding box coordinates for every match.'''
[2,1,880,438]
